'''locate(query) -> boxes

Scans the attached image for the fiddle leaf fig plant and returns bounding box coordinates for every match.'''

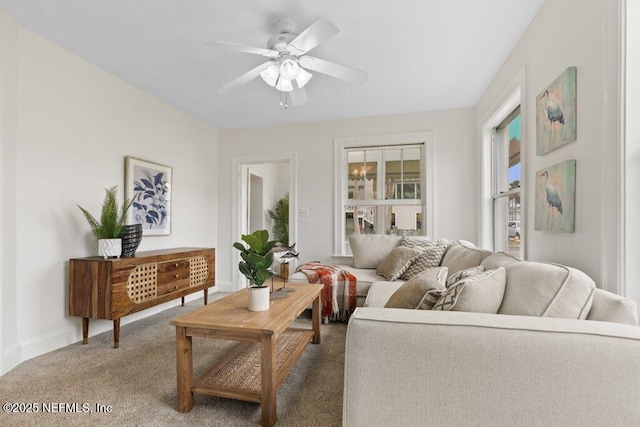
[77,186,133,239]
[233,229,278,287]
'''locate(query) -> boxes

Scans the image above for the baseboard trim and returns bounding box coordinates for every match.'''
[216,280,234,292]
[1,342,22,375]
[2,289,222,376]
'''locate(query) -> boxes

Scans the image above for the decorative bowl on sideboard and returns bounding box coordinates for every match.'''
[121,224,143,257]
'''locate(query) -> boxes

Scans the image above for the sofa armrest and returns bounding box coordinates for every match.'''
[343,307,640,426]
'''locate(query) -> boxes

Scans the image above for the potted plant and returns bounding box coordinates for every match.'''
[78,186,133,259]
[233,229,277,311]
[267,192,289,245]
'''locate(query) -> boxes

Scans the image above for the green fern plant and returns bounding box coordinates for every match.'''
[267,192,289,245]
[78,186,133,239]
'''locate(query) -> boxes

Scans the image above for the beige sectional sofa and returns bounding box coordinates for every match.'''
[333,235,640,426]
[344,308,640,426]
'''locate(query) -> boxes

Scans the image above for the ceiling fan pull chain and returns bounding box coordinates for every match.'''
[285,93,290,109]
[279,91,289,109]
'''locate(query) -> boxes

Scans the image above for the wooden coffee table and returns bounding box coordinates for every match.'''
[171,282,323,427]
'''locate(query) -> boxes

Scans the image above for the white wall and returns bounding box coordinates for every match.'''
[0,9,218,374]
[476,0,623,293]
[625,0,640,306]
[1,7,20,375]
[218,108,476,288]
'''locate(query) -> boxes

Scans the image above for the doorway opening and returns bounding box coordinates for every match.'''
[248,172,265,233]
[242,163,290,237]
[233,153,297,290]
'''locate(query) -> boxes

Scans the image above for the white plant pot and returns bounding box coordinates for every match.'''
[98,238,122,259]
[248,286,270,312]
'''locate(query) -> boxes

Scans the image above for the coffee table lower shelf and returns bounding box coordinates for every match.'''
[192,328,315,403]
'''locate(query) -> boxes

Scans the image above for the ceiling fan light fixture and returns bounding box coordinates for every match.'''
[295,67,312,88]
[260,64,279,87]
[275,77,294,92]
[279,58,300,80]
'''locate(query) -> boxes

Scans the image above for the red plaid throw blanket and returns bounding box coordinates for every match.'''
[295,262,357,322]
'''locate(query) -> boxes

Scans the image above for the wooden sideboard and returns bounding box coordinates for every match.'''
[69,247,215,348]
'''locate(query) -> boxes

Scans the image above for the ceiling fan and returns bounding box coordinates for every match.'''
[215,18,368,108]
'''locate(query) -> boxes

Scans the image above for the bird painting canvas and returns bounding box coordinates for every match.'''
[536,67,577,155]
[535,160,576,233]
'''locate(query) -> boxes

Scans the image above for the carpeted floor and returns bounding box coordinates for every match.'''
[0,294,347,426]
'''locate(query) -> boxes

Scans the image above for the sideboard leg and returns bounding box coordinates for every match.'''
[82,318,89,344]
[203,289,208,305]
[181,297,185,306]
[113,319,120,348]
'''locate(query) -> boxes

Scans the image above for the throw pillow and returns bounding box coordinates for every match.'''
[385,267,448,309]
[349,234,402,269]
[399,236,433,250]
[432,267,506,313]
[440,241,493,276]
[376,246,423,281]
[445,265,485,288]
[399,241,448,280]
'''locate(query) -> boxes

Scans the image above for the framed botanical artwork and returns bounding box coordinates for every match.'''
[125,156,172,236]
[536,66,577,155]
[534,159,576,233]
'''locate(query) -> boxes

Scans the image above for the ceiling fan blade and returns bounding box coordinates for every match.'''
[289,86,308,106]
[213,41,280,59]
[218,62,273,94]
[299,56,368,84]
[286,18,339,56]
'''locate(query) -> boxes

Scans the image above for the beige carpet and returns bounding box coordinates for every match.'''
[0,294,347,426]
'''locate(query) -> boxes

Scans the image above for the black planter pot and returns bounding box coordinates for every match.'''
[121,224,143,257]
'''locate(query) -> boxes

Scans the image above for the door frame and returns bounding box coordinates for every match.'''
[231,152,297,291]
[247,170,265,234]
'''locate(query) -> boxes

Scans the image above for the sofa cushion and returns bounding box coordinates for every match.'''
[399,241,448,280]
[479,251,521,270]
[587,289,638,326]
[349,234,402,269]
[364,281,405,308]
[446,265,485,288]
[440,241,492,275]
[432,267,506,313]
[385,267,448,309]
[482,255,596,320]
[376,247,422,281]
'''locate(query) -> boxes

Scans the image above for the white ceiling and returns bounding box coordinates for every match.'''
[0,0,545,129]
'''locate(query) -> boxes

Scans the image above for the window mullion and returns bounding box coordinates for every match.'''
[492,187,521,200]
[400,149,404,199]
[377,150,384,201]
[491,128,498,197]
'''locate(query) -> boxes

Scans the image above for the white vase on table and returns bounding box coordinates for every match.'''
[248,286,270,311]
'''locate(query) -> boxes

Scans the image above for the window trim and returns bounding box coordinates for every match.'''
[479,67,527,257]
[333,132,435,256]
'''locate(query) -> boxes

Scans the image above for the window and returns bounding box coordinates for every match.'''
[492,107,522,258]
[338,143,426,255]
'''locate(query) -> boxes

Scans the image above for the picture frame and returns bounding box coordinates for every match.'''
[536,66,577,155]
[534,159,576,233]
[125,156,172,236]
